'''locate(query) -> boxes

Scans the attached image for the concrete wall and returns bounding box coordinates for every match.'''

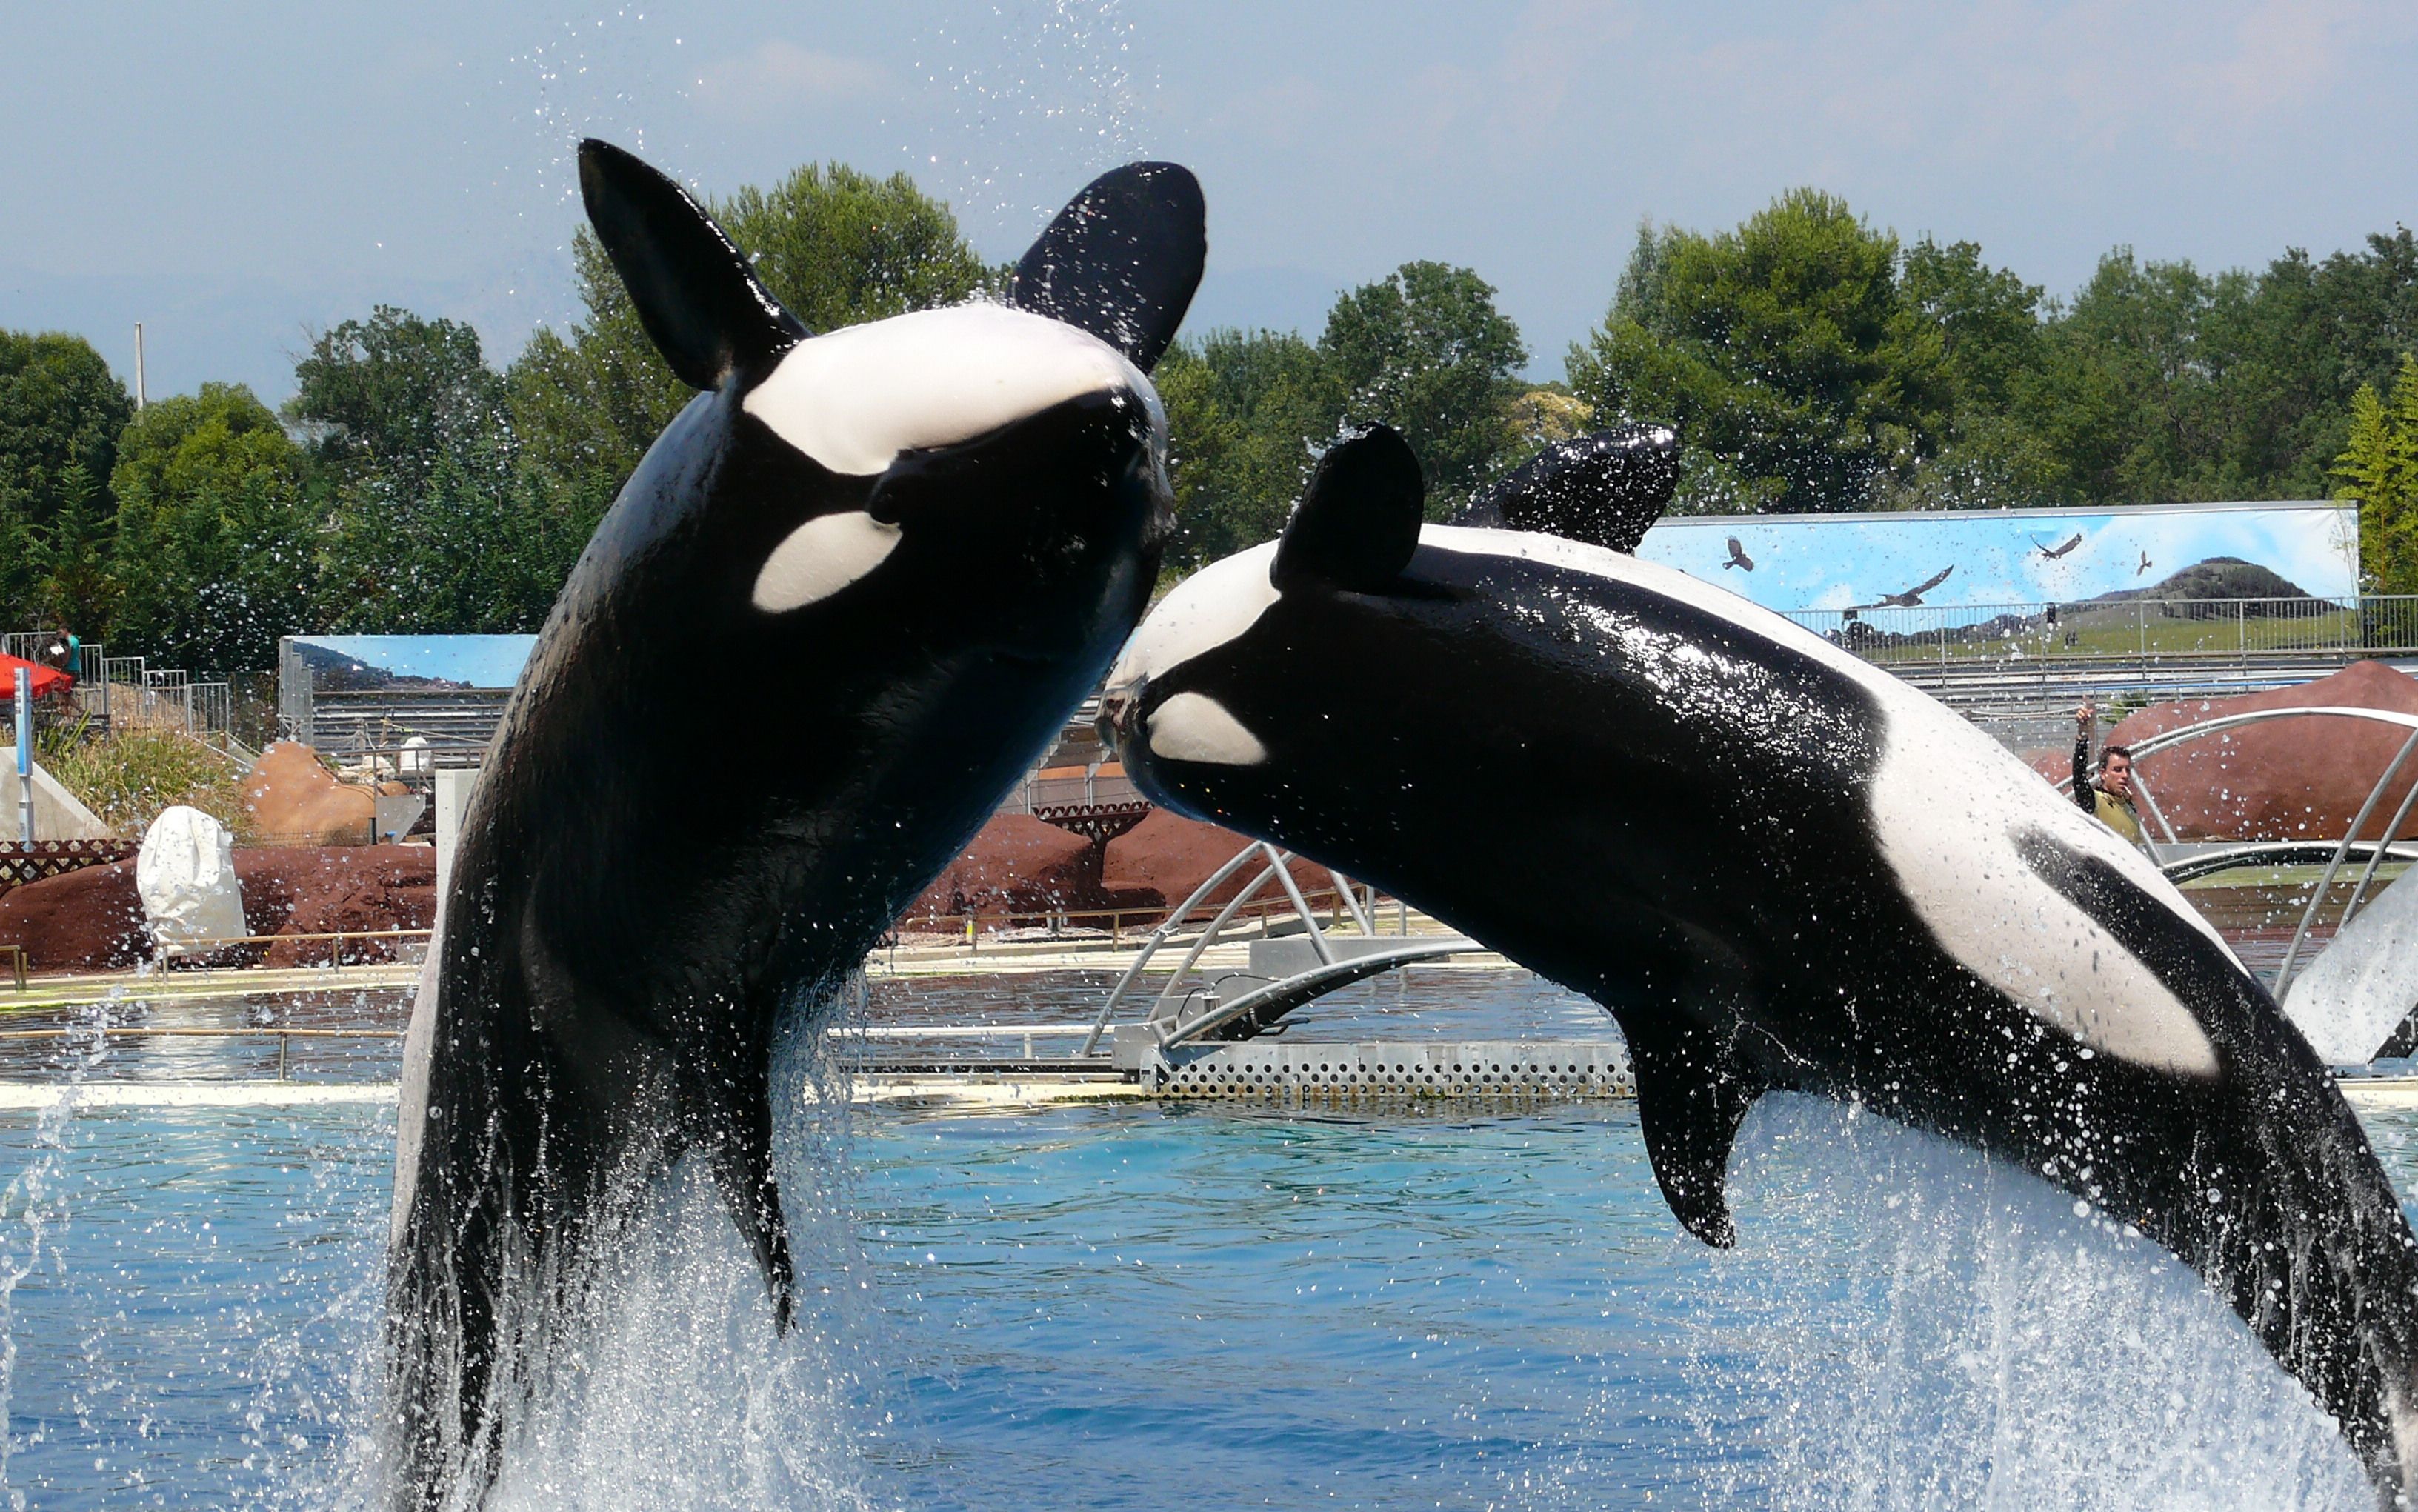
[0,747,114,841]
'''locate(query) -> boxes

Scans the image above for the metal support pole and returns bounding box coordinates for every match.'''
[2277,725,2418,998]
[13,666,32,845]
[133,323,146,411]
[2127,769,2182,850]
[2339,768,2418,930]
[1080,842,1287,1056]
[1265,845,1336,966]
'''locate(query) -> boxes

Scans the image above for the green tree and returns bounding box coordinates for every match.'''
[30,464,117,633]
[2234,228,2418,498]
[2334,355,2418,592]
[1568,192,1953,513]
[289,306,577,633]
[310,424,589,636]
[1156,329,1343,570]
[1871,237,2054,508]
[509,163,993,514]
[290,306,505,489]
[2022,250,2237,503]
[1321,261,1528,513]
[0,330,133,627]
[109,383,314,670]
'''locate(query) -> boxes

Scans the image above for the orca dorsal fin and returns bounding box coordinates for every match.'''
[1271,426,1426,593]
[579,139,809,391]
[1459,425,1679,553]
[1010,162,1205,373]
[1624,1016,1766,1248]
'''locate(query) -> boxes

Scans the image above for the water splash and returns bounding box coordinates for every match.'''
[0,987,127,1509]
[1672,1093,2371,1510]
[393,988,890,1512]
[917,0,1156,246]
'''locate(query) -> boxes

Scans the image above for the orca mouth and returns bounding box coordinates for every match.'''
[1096,679,1145,750]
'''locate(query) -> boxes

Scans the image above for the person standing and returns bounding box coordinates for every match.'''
[2073,700,2148,850]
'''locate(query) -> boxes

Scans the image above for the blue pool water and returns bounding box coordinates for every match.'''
[0,970,2405,1509]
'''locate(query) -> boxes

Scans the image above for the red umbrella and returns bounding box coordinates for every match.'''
[0,653,73,699]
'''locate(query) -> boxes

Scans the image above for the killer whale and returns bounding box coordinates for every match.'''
[1101,426,2418,1500]
[383,139,1200,1506]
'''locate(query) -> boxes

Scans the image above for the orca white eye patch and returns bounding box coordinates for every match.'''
[753,510,902,612]
[1108,541,1282,689]
[1147,692,1267,767]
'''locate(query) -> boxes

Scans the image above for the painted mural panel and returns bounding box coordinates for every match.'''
[1635,502,2360,620]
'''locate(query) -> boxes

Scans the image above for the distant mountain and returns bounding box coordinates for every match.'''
[2085,556,2313,605]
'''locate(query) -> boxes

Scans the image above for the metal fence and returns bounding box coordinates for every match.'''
[0,636,245,752]
[1786,595,2418,669]
[1004,767,1146,812]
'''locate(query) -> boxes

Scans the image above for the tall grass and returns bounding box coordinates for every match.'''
[21,724,250,839]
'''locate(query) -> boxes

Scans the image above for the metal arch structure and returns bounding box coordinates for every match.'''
[2160,842,2418,886]
[1068,706,2418,1067]
[1077,839,1479,1057]
[2056,705,2418,996]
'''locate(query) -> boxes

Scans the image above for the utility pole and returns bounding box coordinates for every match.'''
[133,323,147,410]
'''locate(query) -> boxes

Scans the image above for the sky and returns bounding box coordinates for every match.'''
[4,1,2415,406]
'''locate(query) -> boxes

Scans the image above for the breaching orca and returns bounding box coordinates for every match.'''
[1099,425,2418,1501]
[382,139,1201,1505]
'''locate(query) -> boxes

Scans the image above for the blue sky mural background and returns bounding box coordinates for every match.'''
[1636,503,2359,617]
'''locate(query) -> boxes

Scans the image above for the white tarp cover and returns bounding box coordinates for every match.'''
[2284,868,2418,1065]
[137,805,246,956]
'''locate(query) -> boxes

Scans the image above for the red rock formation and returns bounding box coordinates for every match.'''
[242,742,377,845]
[1100,809,1338,916]
[905,813,1162,923]
[235,847,436,966]
[0,860,150,970]
[0,844,436,972]
[2084,662,2418,841]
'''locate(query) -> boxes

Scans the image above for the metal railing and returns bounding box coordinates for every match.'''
[4,928,432,989]
[893,879,1382,950]
[0,1026,404,1081]
[1788,595,2418,670]
[12,643,246,746]
[1002,767,1145,813]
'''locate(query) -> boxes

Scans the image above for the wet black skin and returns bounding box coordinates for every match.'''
[382,141,1197,1506]
[1106,428,2418,1502]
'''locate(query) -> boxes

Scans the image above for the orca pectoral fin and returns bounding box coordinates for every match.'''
[1011,161,1206,373]
[698,1073,797,1333]
[1624,1020,1764,1248]
[1458,426,1679,552]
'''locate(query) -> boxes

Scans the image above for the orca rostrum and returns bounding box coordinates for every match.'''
[382,139,1201,1506]
[1099,425,2418,1502]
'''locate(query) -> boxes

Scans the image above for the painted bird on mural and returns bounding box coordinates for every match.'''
[1848,564,1954,610]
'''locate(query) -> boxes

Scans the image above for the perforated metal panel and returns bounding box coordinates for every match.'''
[1139,1040,1633,1102]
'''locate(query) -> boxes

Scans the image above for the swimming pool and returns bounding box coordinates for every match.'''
[0,967,2400,1509]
